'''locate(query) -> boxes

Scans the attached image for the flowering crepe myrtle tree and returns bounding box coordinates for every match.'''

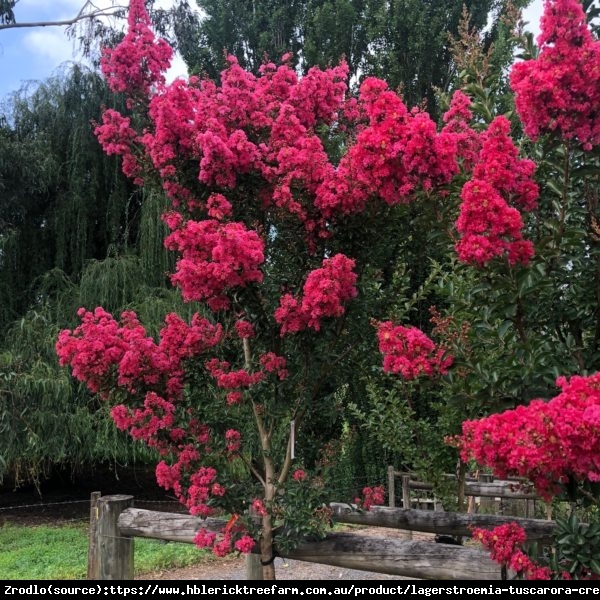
[55,0,546,579]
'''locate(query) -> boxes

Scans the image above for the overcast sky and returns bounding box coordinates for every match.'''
[0,0,546,102]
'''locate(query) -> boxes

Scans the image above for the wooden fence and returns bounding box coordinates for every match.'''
[88,490,556,581]
[387,468,542,517]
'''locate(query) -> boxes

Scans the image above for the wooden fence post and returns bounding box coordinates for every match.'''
[245,509,264,580]
[401,474,413,540]
[245,552,264,579]
[96,495,134,580]
[87,492,102,580]
[387,466,395,508]
[401,475,411,510]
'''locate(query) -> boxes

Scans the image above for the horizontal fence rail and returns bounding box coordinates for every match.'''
[89,491,557,581]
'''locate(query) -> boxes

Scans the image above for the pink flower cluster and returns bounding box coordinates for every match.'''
[225,429,242,454]
[292,469,307,482]
[375,321,453,379]
[56,307,223,401]
[154,441,233,518]
[233,319,255,339]
[455,116,538,266]
[510,0,600,150]
[203,352,288,406]
[164,217,265,311]
[153,453,214,516]
[440,90,480,172]
[472,523,551,580]
[354,485,386,510]
[56,307,167,398]
[94,110,143,184]
[186,466,225,516]
[275,254,357,335]
[315,83,472,218]
[100,0,172,97]
[251,498,268,516]
[110,392,174,441]
[194,520,255,557]
[259,352,289,380]
[458,372,600,500]
[205,358,265,389]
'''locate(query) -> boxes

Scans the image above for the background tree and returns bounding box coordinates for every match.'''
[0,64,157,332]
[185,0,533,115]
[0,0,209,489]
[0,0,126,30]
[0,63,184,488]
[0,1,203,70]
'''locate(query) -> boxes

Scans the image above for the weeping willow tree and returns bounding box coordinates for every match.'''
[1,65,133,328]
[0,260,198,490]
[0,65,186,488]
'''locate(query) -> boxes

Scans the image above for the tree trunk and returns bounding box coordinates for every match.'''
[261,513,277,579]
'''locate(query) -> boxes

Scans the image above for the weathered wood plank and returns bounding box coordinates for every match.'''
[463,482,537,499]
[284,533,501,580]
[118,505,555,546]
[118,508,227,543]
[98,495,134,580]
[330,504,555,543]
[404,480,537,499]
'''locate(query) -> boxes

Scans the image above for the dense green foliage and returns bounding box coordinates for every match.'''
[0,66,137,327]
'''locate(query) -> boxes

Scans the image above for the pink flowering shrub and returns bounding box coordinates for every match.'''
[58,0,596,572]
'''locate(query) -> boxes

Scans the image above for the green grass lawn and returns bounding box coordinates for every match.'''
[0,523,212,580]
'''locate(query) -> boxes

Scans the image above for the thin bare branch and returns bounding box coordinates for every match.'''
[0,4,126,31]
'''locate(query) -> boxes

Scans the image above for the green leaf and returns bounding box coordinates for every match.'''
[590,559,600,574]
[584,523,600,538]
[497,320,512,340]
[545,180,564,198]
